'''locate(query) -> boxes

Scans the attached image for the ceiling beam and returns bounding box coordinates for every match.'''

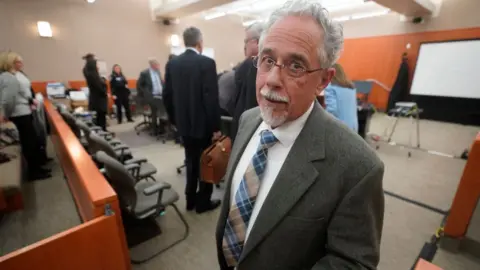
[373,0,435,17]
[154,0,238,19]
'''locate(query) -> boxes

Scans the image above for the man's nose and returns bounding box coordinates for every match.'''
[265,66,282,90]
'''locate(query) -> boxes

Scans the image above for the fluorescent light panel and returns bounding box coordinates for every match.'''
[204,12,226,20]
[37,21,52,37]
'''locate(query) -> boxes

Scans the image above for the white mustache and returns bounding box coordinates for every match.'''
[260,88,289,103]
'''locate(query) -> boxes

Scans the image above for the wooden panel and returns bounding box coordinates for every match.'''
[44,100,131,268]
[415,259,443,270]
[444,133,480,238]
[338,27,480,110]
[0,215,129,270]
[44,100,117,220]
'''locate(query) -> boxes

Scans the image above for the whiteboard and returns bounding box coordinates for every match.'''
[170,47,215,60]
[410,40,480,99]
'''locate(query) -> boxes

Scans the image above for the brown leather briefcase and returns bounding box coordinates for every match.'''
[200,136,232,184]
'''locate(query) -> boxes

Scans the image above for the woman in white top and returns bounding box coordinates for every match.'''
[0,51,51,180]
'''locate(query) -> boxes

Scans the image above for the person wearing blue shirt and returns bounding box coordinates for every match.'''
[324,63,358,132]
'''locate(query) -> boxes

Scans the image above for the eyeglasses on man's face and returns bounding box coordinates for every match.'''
[253,55,323,78]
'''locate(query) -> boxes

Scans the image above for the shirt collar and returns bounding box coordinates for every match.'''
[186,47,199,54]
[259,102,314,148]
[149,68,158,74]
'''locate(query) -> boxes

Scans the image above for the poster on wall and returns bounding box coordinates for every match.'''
[97,60,108,78]
[170,47,215,60]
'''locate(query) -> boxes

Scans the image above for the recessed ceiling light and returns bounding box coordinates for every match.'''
[87,0,96,3]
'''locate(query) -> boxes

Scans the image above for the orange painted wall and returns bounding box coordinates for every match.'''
[338,27,480,110]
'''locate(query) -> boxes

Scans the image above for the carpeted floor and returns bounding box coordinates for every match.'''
[0,140,81,256]
[1,113,479,269]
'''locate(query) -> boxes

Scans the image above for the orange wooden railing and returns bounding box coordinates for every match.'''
[443,133,480,238]
[0,99,131,270]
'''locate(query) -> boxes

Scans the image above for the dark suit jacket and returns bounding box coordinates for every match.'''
[136,68,163,103]
[163,49,221,139]
[216,104,385,270]
[231,57,258,141]
[83,68,107,113]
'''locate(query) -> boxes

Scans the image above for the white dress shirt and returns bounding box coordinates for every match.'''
[149,68,162,96]
[186,47,199,54]
[230,102,314,242]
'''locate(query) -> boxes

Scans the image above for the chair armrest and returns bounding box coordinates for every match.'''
[109,139,122,146]
[113,144,129,151]
[143,182,171,196]
[96,130,114,140]
[90,126,102,132]
[125,163,140,171]
[125,157,148,165]
[125,163,140,179]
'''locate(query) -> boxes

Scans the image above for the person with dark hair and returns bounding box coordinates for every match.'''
[83,55,108,130]
[110,64,132,124]
[324,63,359,131]
[163,26,221,214]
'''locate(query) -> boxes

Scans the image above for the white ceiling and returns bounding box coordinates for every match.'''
[199,0,392,23]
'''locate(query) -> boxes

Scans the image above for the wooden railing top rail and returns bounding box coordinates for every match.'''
[365,79,391,92]
[44,99,116,220]
[444,133,480,237]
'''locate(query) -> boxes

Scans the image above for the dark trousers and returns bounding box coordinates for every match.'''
[10,114,43,172]
[182,136,213,206]
[115,94,132,123]
[95,111,107,131]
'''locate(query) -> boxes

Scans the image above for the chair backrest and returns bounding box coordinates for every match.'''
[60,111,81,138]
[95,151,137,212]
[89,132,118,159]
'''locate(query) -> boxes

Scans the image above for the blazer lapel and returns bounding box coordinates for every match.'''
[239,104,327,262]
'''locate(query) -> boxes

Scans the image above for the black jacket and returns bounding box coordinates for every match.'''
[110,73,130,97]
[163,49,221,139]
[231,57,258,141]
[83,67,107,112]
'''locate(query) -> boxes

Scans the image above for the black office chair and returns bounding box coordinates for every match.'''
[89,133,157,182]
[95,151,189,264]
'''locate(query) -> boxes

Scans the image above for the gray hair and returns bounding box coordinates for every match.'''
[246,22,264,41]
[259,0,344,68]
[183,27,203,47]
[148,57,158,65]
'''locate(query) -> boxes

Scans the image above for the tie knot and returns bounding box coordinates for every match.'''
[259,130,278,149]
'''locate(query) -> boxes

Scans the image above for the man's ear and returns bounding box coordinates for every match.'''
[315,68,335,95]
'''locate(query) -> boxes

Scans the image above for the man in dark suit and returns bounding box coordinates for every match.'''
[216,1,385,269]
[163,26,222,214]
[231,22,264,142]
[136,58,164,134]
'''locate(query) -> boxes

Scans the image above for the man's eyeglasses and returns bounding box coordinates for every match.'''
[253,55,323,78]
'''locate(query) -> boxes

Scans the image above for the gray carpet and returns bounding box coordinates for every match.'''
[0,140,81,256]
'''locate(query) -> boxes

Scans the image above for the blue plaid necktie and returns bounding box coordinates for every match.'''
[222,130,278,266]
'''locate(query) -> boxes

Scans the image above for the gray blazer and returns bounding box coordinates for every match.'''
[0,71,30,118]
[216,103,385,270]
[218,70,237,115]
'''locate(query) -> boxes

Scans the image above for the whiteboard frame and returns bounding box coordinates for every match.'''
[410,38,480,100]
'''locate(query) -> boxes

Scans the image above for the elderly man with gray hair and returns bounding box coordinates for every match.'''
[216,1,384,269]
[230,22,265,142]
[137,57,164,134]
